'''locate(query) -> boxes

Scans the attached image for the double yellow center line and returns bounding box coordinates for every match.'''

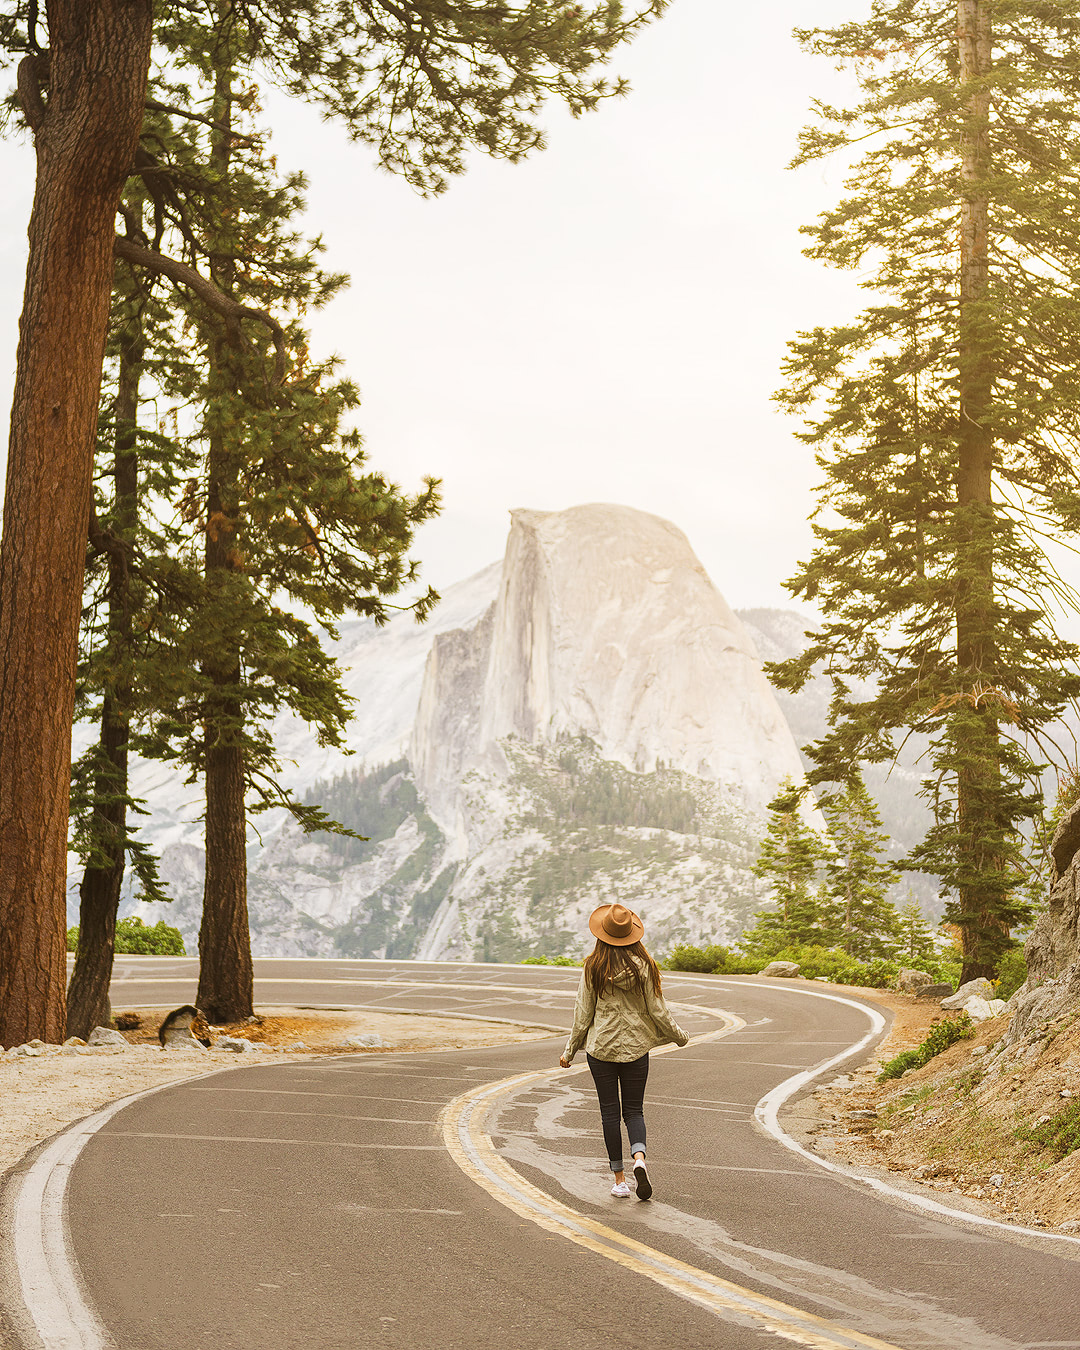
[441,1006,906,1350]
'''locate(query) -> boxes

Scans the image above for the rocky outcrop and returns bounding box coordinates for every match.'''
[1000,802,1080,1053]
[412,505,806,823]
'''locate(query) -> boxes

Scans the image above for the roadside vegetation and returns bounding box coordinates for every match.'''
[67,917,185,957]
[877,1015,974,1081]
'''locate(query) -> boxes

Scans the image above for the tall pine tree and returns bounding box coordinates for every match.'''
[821,773,899,960]
[743,779,838,953]
[772,0,1080,983]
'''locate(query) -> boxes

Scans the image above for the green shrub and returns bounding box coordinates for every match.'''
[1016,1099,1080,1159]
[994,947,1027,1001]
[67,917,186,956]
[520,954,581,966]
[661,941,959,991]
[663,944,765,974]
[877,1013,973,1081]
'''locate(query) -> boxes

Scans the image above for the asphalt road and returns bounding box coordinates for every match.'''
[11,960,1080,1349]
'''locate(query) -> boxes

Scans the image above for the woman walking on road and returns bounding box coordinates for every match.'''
[560,903,689,1200]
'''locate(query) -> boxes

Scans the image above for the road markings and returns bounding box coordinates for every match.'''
[8,1074,236,1350]
[441,1010,907,1350]
[101,1132,443,1150]
[734,981,1080,1250]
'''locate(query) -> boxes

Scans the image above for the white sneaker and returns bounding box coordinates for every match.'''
[633,1161,652,1200]
[610,1180,632,1198]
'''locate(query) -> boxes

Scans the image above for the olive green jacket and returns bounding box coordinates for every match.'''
[563,964,689,1064]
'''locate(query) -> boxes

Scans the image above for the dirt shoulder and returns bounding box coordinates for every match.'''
[0,1006,554,1182]
[783,981,1080,1232]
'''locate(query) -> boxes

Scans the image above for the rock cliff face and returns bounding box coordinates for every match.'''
[998,803,1080,1054]
[413,505,805,834]
[96,504,813,962]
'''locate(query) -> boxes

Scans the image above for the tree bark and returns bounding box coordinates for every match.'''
[66,290,143,1041]
[0,1,152,1048]
[196,40,254,1023]
[955,0,1001,984]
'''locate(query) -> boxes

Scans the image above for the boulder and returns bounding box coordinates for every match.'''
[897,968,934,994]
[988,998,1008,1016]
[962,995,993,1022]
[344,1033,385,1048]
[87,1026,127,1047]
[163,1035,208,1053]
[759,961,800,978]
[916,983,954,1001]
[11,1039,47,1057]
[941,978,995,1010]
[218,1036,259,1053]
[158,1005,211,1048]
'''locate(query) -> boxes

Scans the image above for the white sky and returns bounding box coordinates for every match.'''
[1,0,882,611]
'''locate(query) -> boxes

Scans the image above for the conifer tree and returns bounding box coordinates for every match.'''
[821,773,899,961]
[771,0,1080,983]
[895,897,938,967]
[742,779,837,953]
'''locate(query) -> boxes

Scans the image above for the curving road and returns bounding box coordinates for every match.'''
[4,959,1080,1350]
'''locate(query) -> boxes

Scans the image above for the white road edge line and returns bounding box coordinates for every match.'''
[441,1004,906,1350]
[11,1070,234,1350]
[732,980,1080,1249]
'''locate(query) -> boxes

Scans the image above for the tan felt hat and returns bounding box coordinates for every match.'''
[588,902,644,947]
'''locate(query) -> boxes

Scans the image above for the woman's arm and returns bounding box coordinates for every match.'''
[562,971,598,1063]
[645,981,689,1047]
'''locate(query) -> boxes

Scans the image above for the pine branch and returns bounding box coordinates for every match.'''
[113,235,286,384]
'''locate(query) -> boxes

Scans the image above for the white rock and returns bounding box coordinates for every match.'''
[989,1173,1005,1188]
[963,996,994,1022]
[971,1045,988,1057]
[760,961,801,979]
[344,1033,385,1048]
[87,1026,127,1047]
[988,999,1008,1016]
[13,1040,47,1057]
[163,1037,208,1053]
[218,1036,259,1053]
[62,1036,87,1047]
[942,978,995,1010]
[1059,1219,1080,1232]
[284,1041,309,1052]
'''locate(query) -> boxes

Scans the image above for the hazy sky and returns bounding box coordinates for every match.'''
[0,0,870,611]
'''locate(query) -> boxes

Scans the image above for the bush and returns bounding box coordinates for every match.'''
[661,941,960,991]
[663,944,764,974]
[520,954,581,967]
[877,1013,973,1081]
[67,916,186,956]
[1017,1099,1080,1159]
[994,947,1027,1001]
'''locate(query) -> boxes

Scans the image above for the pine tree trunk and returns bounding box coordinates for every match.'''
[955,0,1001,984]
[0,1,152,1048]
[196,43,254,1023]
[67,306,142,1041]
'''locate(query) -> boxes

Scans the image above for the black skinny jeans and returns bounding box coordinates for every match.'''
[587,1051,649,1173]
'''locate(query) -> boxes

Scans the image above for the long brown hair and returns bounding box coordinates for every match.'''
[584,938,663,1000]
